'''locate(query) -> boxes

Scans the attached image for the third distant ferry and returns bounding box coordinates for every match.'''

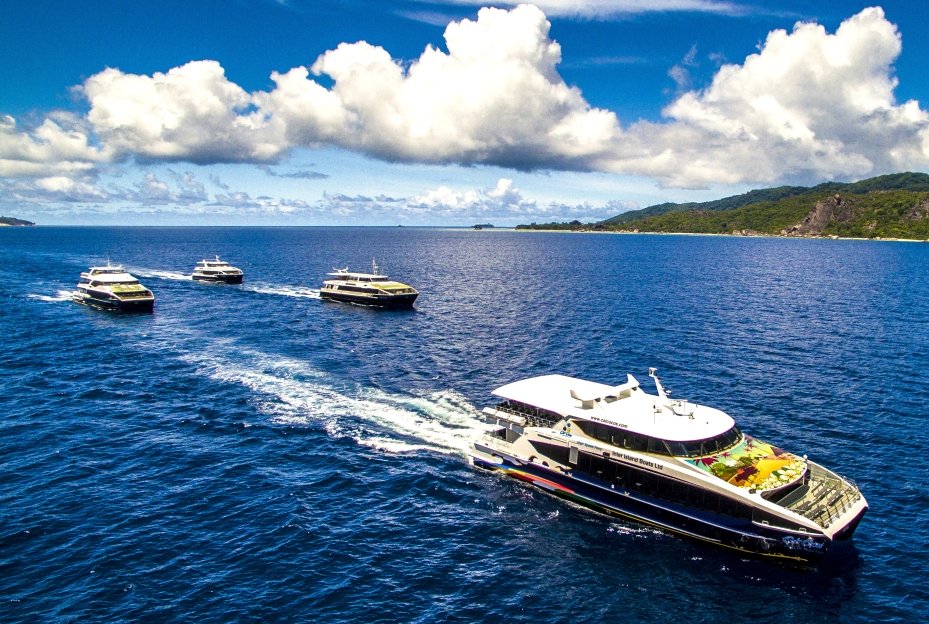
[320,260,418,308]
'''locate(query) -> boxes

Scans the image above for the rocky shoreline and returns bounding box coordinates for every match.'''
[0,216,35,227]
[520,227,928,243]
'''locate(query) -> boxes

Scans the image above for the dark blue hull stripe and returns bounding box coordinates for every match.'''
[473,455,829,562]
[192,275,243,284]
[76,296,154,313]
[320,291,417,308]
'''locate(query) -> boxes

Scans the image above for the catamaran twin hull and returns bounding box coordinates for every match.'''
[75,292,154,313]
[320,261,418,309]
[319,289,418,308]
[472,447,865,563]
[192,272,243,284]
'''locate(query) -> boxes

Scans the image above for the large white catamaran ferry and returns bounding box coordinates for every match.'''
[74,263,155,313]
[320,260,418,309]
[191,256,244,284]
[471,369,867,563]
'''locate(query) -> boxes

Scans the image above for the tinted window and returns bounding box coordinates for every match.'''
[528,441,570,466]
[572,451,753,518]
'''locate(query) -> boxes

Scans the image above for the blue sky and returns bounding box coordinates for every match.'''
[2,0,928,225]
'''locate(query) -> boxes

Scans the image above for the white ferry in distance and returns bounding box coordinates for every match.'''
[320,260,418,309]
[192,256,244,284]
[471,369,868,563]
[74,263,155,312]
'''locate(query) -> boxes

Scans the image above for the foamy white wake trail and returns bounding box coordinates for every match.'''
[28,289,77,303]
[353,388,487,454]
[242,282,320,299]
[130,268,191,280]
[183,346,482,456]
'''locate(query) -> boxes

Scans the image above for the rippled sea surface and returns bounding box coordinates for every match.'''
[2,227,927,623]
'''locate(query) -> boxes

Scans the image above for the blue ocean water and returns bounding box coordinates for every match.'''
[1,226,927,623]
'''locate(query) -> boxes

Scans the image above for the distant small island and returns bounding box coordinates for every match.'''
[472,223,495,230]
[517,172,929,240]
[0,216,35,227]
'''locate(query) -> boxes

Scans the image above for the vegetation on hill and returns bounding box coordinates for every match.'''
[516,173,929,240]
[602,172,929,226]
[516,219,585,231]
[629,190,929,239]
[602,185,810,225]
[0,216,35,226]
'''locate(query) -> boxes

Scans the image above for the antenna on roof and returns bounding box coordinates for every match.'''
[650,368,693,417]
[648,368,669,401]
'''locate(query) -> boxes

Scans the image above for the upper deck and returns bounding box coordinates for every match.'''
[491,373,735,442]
[490,372,810,493]
[325,269,389,282]
[195,256,238,270]
[80,266,139,284]
[323,267,417,294]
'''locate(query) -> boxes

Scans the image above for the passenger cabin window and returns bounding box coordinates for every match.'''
[527,443,754,520]
[573,421,742,458]
[528,440,570,466]
[573,421,654,454]
[573,450,753,519]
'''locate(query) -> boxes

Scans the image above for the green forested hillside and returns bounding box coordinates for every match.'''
[602,185,810,225]
[627,193,828,234]
[600,172,929,226]
[627,189,929,239]
[516,173,929,239]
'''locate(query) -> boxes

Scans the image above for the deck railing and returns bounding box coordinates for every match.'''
[494,404,561,428]
[781,466,861,529]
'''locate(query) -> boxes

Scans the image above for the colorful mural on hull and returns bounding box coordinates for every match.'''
[685,435,806,491]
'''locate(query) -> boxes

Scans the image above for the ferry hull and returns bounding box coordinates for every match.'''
[192,274,243,284]
[320,290,417,309]
[75,293,154,313]
[471,451,833,564]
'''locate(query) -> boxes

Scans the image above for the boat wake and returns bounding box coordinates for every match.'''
[130,269,191,281]
[182,345,483,455]
[348,387,484,454]
[241,283,320,299]
[28,289,77,303]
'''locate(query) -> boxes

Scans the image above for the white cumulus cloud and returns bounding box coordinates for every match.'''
[611,6,929,186]
[32,176,108,202]
[4,4,929,203]
[0,113,106,177]
[406,177,626,222]
[72,5,619,172]
[72,5,929,188]
[82,60,285,163]
[277,4,621,168]
[411,178,538,216]
[433,1,748,18]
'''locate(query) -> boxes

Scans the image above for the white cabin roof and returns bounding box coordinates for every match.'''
[196,255,240,268]
[326,270,387,280]
[87,265,125,274]
[492,374,735,442]
[83,267,138,283]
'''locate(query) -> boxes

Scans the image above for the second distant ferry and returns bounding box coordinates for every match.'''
[320,260,418,308]
[191,256,244,284]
